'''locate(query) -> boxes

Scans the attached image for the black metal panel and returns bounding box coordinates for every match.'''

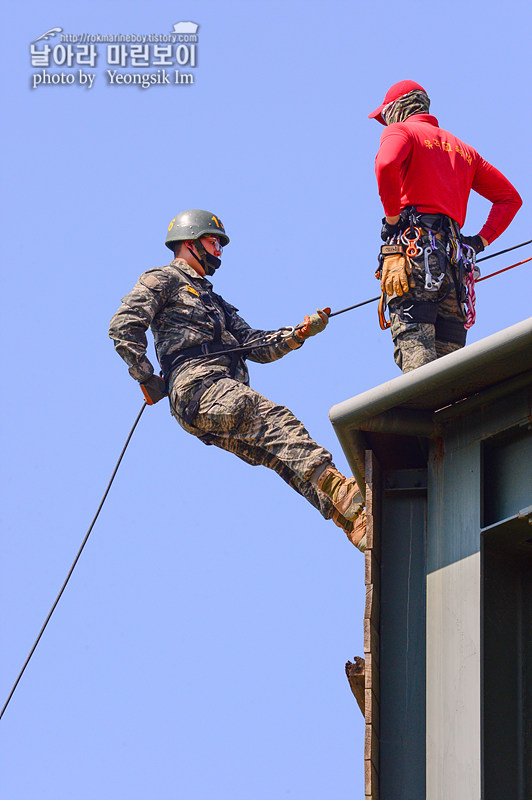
[482,514,532,800]
[379,470,427,800]
[482,422,532,798]
[483,424,532,527]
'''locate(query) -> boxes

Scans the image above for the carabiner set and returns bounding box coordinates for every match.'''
[423,231,446,291]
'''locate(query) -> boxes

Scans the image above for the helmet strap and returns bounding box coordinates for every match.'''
[187,240,221,276]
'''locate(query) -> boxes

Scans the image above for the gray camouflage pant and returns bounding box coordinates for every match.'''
[389,234,468,373]
[172,377,335,519]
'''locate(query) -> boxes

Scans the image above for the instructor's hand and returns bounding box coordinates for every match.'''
[461,234,485,254]
[140,375,168,405]
[381,217,401,242]
[296,308,331,340]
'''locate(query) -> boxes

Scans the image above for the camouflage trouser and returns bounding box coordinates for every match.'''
[171,377,336,519]
[388,231,468,373]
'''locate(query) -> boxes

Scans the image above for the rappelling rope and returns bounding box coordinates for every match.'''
[199,245,532,351]
[0,403,147,722]
[475,255,532,282]
[476,238,531,263]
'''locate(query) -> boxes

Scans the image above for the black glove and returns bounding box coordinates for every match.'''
[380,217,401,242]
[140,375,167,405]
[461,234,485,254]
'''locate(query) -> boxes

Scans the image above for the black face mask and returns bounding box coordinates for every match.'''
[186,241,221,276]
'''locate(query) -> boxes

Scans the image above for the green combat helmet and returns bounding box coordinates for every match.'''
[165,209,230,250]
[165,209,229,276]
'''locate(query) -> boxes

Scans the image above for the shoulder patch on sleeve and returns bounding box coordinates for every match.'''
[140,272,164,290]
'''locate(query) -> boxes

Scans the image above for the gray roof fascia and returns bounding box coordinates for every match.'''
[329,317,532,491]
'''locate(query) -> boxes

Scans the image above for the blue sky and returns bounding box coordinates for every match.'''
[2,2,530,798]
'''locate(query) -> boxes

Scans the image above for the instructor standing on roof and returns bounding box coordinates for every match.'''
[369,80,522,373]
[109,210,366,550]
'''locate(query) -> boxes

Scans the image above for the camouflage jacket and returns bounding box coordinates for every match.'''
[109,259,302,414]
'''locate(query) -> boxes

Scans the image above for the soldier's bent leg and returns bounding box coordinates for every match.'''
[186,378,336,519]
[203,429,364,547]
[209,430,335,519]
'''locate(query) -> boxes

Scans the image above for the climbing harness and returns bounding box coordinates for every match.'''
[181,375,226,426]
[374,252,532,329]
[378,210,478,331]
[2,238,529,722]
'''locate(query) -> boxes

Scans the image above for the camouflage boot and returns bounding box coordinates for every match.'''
[317,466,364,521]
[332,510,367,552]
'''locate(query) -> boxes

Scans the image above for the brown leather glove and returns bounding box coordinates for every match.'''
[295,307,331,340]
[380,254,413,297]
[140,375,168,405]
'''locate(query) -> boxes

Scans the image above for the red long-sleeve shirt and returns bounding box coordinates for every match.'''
[375,114,522,244]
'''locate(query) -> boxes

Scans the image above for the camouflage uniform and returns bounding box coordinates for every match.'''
[109,258,336,519]
[388,216,468,373]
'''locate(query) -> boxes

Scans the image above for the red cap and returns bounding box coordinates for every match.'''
[368,80,426,125]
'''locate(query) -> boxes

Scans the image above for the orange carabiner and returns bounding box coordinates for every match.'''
[378,291,391,330]
[401,226,422,258]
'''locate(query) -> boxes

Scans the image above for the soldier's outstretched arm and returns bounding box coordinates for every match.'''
[220,302,303,363]
[227,306,330,363]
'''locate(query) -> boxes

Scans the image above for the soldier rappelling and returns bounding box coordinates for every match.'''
[109,209,366,550]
